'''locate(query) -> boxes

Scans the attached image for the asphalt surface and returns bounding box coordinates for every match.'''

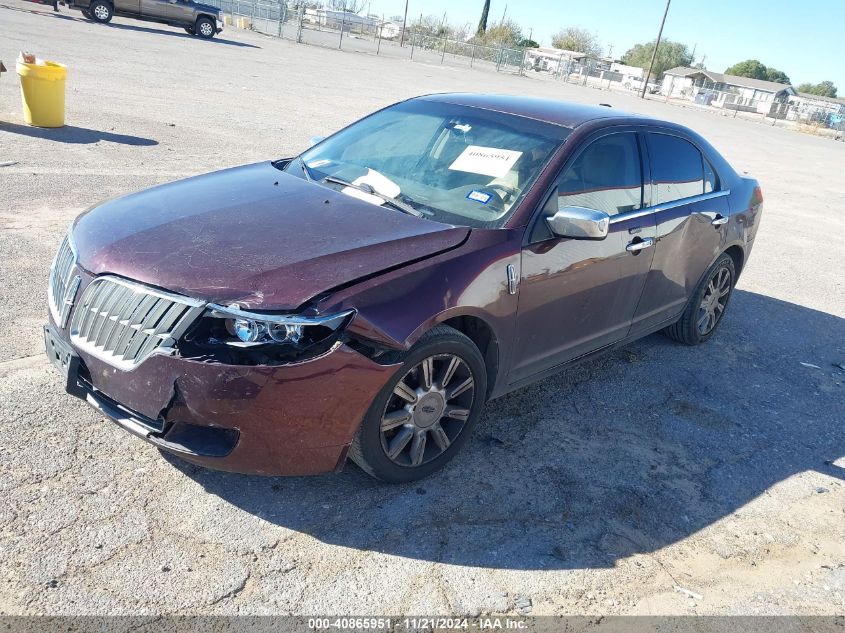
[1,1,844,616]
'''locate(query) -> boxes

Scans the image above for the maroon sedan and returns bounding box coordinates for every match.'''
[44,94,763,482]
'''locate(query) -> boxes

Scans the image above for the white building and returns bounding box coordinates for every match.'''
[610,62,644,79]
[525,47,588,73]
[661,67,794,115]
[302,8,400,37]
[786,92,845,124]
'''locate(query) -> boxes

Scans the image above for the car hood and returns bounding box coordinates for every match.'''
[194,3,220,13]
[73,162,469,310]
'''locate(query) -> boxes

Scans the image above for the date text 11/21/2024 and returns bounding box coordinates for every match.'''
[307,617,528,630]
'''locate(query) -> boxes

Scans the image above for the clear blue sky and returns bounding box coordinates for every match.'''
[363,0,845,89]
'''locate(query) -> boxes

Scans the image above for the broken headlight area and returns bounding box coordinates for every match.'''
[177,304,356,365]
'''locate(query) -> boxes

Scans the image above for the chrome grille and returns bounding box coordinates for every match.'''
[48,233,81,328]
[70,276,205,370]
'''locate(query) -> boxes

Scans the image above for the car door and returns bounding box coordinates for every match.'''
[508,129,657,385]
[168,0,195,24]
[139,0,169,20]
[114,0,140,15]
[628,130,731,335]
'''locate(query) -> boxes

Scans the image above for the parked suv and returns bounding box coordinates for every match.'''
[73,0,223,38]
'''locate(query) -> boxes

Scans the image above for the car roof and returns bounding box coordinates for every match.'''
[417,93,650,129]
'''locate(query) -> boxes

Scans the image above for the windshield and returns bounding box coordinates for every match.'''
[282,99,569,228]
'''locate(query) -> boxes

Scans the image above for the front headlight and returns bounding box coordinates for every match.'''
[206,303,355,349]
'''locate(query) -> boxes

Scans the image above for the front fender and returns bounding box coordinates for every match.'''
[315,228,523,394]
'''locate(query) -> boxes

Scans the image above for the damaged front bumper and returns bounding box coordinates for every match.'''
[44,321,401,476]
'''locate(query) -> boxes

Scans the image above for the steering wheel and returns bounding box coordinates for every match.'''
[488,183,519,204]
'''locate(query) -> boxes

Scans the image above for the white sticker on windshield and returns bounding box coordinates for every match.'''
[448,145,523,178]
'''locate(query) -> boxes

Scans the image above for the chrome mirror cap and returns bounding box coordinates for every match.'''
[546,206,610,240]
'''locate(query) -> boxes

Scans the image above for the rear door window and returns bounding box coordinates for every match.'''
[646,133,706,204]
[557,132,643,216]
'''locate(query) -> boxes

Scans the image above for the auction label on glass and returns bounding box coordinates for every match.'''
[449,146,523,178]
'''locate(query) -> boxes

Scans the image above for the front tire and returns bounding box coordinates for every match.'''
[664,253,736,345]
[88,0,112,22]
[195,16,215,38]
[348,325,487,483]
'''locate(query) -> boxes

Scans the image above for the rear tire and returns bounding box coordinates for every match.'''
[663,253,736,345]
[195,16,215,38]
[88,0,112,22]
[81,8,90,16]
[348,325,487,483]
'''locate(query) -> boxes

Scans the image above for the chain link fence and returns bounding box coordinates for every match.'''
[203,0,845,139]
[203,0,528,75]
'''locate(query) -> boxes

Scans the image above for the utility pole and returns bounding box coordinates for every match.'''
[499,4,507,26]
[399,0,409,47]
[641,0,671,99]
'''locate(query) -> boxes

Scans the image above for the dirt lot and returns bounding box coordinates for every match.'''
[1,0,843,617]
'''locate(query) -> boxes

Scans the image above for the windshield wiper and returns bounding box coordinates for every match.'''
[321,175,423,217]
[297,156,313,181]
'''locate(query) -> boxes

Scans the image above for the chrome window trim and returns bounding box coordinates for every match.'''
[610,189,730,225]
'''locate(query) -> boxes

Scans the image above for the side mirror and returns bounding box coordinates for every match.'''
[546,206,610,240]
[308,135,326,148]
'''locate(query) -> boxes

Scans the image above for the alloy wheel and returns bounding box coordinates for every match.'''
[199,21,213,36]
[93,4,109,19]
[697,266,732,335]
[380,353,475,468]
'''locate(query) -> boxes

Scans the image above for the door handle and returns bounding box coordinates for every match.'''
[699,211,729,226]
[626,237,654,252]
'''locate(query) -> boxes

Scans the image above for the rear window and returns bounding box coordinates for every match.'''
[647,133,705,204]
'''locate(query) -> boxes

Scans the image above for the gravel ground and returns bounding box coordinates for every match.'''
[1,1,844,617]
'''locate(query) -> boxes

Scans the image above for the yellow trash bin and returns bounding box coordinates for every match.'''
[16,60,67,128]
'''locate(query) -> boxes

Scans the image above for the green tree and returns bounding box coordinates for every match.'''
[724,59,769,80]
[724,59,791,85]
[551,27,602,57]
[518,38,539,48]
[412,14,453,37]
[476,0,490,36]
[797,80,838,97]
[475,18,522,47]
[765,68,791,84]
[622,40,693,80]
